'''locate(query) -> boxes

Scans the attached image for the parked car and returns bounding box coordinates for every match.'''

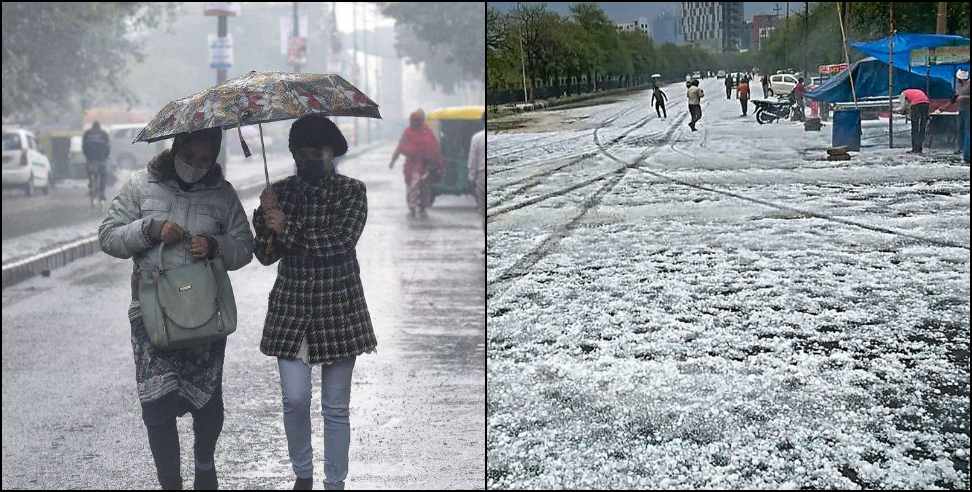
[717,70,726,79]
[2,126,52,196]
[693,71,702,79]
[769,73,800,97]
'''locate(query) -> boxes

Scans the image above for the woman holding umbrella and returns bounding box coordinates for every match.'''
[253,113,378,491]
[388,109,444,218]
[98,127,255,490]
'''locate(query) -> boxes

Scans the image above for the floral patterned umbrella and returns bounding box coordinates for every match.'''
[134,71,381,186]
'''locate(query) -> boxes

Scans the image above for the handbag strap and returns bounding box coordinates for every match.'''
[154,233,224,328]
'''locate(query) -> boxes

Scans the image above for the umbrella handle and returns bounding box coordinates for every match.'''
[259,123,269,189]
[237,124,252,158]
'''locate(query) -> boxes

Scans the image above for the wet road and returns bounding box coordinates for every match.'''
[1,152,289,241]
[2,142,485,489]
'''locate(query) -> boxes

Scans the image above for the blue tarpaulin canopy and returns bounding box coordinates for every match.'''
[851,33,969,84]
[805,57,955,102]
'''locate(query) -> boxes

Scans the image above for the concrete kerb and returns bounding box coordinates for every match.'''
[488,82,661,118]
[1,140,388,290]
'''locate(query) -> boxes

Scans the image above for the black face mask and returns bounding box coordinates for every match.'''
[296,159,334,182]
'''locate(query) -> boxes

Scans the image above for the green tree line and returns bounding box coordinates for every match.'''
[487,2,716,99]
[487,2,969,100]
[720,2,969,78]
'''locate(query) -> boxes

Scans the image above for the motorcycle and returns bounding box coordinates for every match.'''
[753,93,805,124]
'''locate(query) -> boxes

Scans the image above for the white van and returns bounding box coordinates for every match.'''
[769,73,800,97]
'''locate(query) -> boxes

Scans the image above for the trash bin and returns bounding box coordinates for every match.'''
[833,109,861,151]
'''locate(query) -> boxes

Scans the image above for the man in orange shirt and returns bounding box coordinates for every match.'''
[737,77,751,117]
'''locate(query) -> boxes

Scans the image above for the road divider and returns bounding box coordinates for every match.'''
[2,141,388,289]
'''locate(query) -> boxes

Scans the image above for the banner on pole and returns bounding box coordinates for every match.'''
[208,34,234,69]
[279,16,309,56]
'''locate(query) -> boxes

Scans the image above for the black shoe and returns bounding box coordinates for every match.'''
[294,477,313,490]
[194,468,218,490]
[159,473,183,490]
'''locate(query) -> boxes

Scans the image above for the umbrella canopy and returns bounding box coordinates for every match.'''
[134,71,381,144]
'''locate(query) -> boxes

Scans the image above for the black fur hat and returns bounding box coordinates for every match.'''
[288,114,348,157]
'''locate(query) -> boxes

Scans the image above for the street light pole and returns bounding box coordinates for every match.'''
[217,14,228,169]
[292,3,300,73]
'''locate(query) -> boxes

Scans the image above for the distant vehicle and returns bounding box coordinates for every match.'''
[769,73,800,97]
[717,70,726,79]
[685,73,693,82]
[108,123,155,169]
[2,126,52,196]
[809,76,828,90]
[693,71,702,79]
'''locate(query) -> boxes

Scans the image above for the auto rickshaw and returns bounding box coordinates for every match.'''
[425,105,485,200]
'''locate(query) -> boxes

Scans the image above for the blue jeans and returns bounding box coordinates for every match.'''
[278,356,356,488]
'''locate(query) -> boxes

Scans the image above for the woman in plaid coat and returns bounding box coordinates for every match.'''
[253,114,377,490]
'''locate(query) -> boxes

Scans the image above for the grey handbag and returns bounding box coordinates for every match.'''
[137,238,237,351]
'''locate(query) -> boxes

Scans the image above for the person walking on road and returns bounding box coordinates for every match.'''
[83,121,111,207]
[651,84,669,118]
[954,69,970,163]
[725,73,734,100]
[792,77,807,122]
[468,112,486,235]
[253,114,378,491]
[389,109,445,218]
[687,79,704,132]
[761,74,771,98]
[98,127,255,490]
[897,87,931,154]
[737,77,751,116]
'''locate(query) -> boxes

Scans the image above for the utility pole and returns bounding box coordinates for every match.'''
[517,2,529,103]
[889,2,894,149]
[803,2,808,79]
[292,3,300,73]
[784,2,789,70]
[217,11,228,169]
[936,2,947,33]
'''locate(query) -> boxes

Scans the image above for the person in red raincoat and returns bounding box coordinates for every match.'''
[389,109,444,218]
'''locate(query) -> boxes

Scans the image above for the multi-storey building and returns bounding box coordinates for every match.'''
[679,2,744,52]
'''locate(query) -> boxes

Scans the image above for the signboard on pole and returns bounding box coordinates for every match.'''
[817,63,848,75]
[209,34,234,69]
[288,37,307,66]
[204,3,240,16]
[279,16,309,56]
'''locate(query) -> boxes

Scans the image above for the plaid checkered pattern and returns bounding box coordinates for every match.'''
[254,174,377,364]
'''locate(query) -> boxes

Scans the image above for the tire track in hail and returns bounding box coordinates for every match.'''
[487,110,690,301]
[487,92,692,211]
